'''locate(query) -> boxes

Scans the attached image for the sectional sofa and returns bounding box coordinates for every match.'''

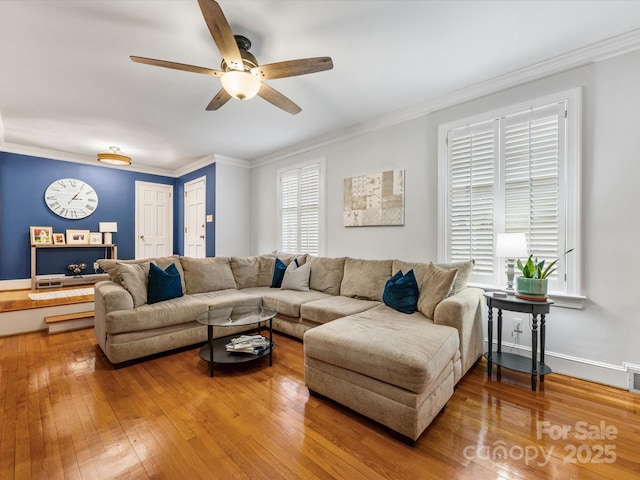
[94,254,484,443]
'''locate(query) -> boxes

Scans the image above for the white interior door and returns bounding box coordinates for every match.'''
[135,181,173,259]
[184,176,206,258]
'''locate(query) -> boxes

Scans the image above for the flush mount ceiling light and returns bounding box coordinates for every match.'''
[97,146,131,166]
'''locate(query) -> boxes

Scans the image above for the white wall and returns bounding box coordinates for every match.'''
[215,161,251,257]
[251,118,438,261]
[250,49,640,389]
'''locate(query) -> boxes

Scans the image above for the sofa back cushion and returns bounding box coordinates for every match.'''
[340,258,392,301]
[309,256,346,296]
[434,260,474,296]
[117,261,150,308]
[180,256,237,294]
[230,256,276,289]
[394,258,474,297]
[416,263,458,319]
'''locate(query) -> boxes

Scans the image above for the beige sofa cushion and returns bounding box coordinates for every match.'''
[261,289,330,318]
[281,260,311,291]
[117,262,149,308]
[434,260,474,296]
[340,258,392,301]
[106,295,208,334]
[394,259,474,297]
[303,306,459,393]
[309,256,346,295]
[300,296,380,325]
[180,256,237,294]
[230,256,276,289]
[191,289,263,309]
[417,263,458,319]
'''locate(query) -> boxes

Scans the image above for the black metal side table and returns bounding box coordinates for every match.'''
[484,292,554,391]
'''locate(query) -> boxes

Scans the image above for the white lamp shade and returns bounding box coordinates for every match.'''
[99,222,118,233]
[496,233,527,258]
[221,71,261,100]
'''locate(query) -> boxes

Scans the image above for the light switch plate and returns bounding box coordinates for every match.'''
[206,214,213,222]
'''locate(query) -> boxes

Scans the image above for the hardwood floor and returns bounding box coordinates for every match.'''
[1,328,639,479]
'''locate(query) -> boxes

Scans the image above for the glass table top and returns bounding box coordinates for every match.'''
[196,305,277,327]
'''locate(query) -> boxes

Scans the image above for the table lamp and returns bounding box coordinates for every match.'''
[99,222,118,245]
[496,232,527,292]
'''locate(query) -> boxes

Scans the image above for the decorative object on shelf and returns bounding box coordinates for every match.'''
[97,146,131,166]
[343,169,404,227]
[67,263,87,276]
[515,248,575,301]
[66,229,91,245]
[30,226,53,245]
[52,233,66,245]
[495,232,527,292]
[89,232,102,245]
[99,222,118,244]
[44,178,98,219]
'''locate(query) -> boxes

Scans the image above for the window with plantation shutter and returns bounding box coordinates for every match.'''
[278,161,324,256]
[439,90,581,297]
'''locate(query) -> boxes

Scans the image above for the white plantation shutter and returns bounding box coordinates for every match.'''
[503,104,566,290]
[280,171,299,254]
[447,121,497,284]
[441,95,577,295]
[279,163,322,255]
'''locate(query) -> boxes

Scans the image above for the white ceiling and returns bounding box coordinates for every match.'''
[2,0,640,174]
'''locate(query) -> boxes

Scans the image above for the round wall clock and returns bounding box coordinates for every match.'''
[45,178,98,219]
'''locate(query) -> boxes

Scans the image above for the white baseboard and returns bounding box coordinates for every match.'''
[0,278,31,291]
[486,339,640,391]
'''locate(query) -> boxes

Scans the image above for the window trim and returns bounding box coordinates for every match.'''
[276,157,326,256]
[437,88,582,303]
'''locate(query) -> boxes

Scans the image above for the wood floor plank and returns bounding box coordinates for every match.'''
[1,328,639,479]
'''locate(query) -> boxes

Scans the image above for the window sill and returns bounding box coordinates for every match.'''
[471,284,586,310]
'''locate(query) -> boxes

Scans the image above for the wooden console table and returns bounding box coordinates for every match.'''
[31,244,117,289]
[484,292,554,391]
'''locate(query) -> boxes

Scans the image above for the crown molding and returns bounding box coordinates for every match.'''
[253,28,640,167]
[0,141,181,177]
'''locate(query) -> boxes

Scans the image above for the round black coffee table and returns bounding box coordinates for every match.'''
[197,305,276,377]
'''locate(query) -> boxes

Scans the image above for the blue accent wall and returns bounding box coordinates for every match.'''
[0,151,216,281]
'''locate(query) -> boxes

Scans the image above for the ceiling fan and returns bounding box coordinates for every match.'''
[131,0,333,115]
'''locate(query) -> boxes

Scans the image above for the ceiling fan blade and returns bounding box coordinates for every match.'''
[130,56,223,77]
[206,88,232,111]
[257,83,301,115]
[251,57,333,80]
[198,0,243,71]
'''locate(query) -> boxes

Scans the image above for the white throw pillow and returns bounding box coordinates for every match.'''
[280,260,311,292]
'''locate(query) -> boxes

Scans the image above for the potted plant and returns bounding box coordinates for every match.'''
[515,248,574,300]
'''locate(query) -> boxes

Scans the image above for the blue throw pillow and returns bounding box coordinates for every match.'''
[382,269,419,314]
[271,257,287,288]
[147,262,183,304]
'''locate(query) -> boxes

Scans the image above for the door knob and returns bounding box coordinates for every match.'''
[139,235,145,240]
[200,235,205,239]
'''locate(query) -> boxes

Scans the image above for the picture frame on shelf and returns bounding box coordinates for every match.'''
[30,226,53,245]
[66,229,90,245]
[89,232,102,245]
[52,233,66,245]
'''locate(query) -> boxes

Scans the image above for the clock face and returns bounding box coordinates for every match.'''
[45,178,98,219]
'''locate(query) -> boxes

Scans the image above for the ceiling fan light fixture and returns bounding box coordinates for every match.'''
[221,70,260,100]
[97,146,132,166]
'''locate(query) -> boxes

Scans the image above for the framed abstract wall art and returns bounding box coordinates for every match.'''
[343,169,404,226]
